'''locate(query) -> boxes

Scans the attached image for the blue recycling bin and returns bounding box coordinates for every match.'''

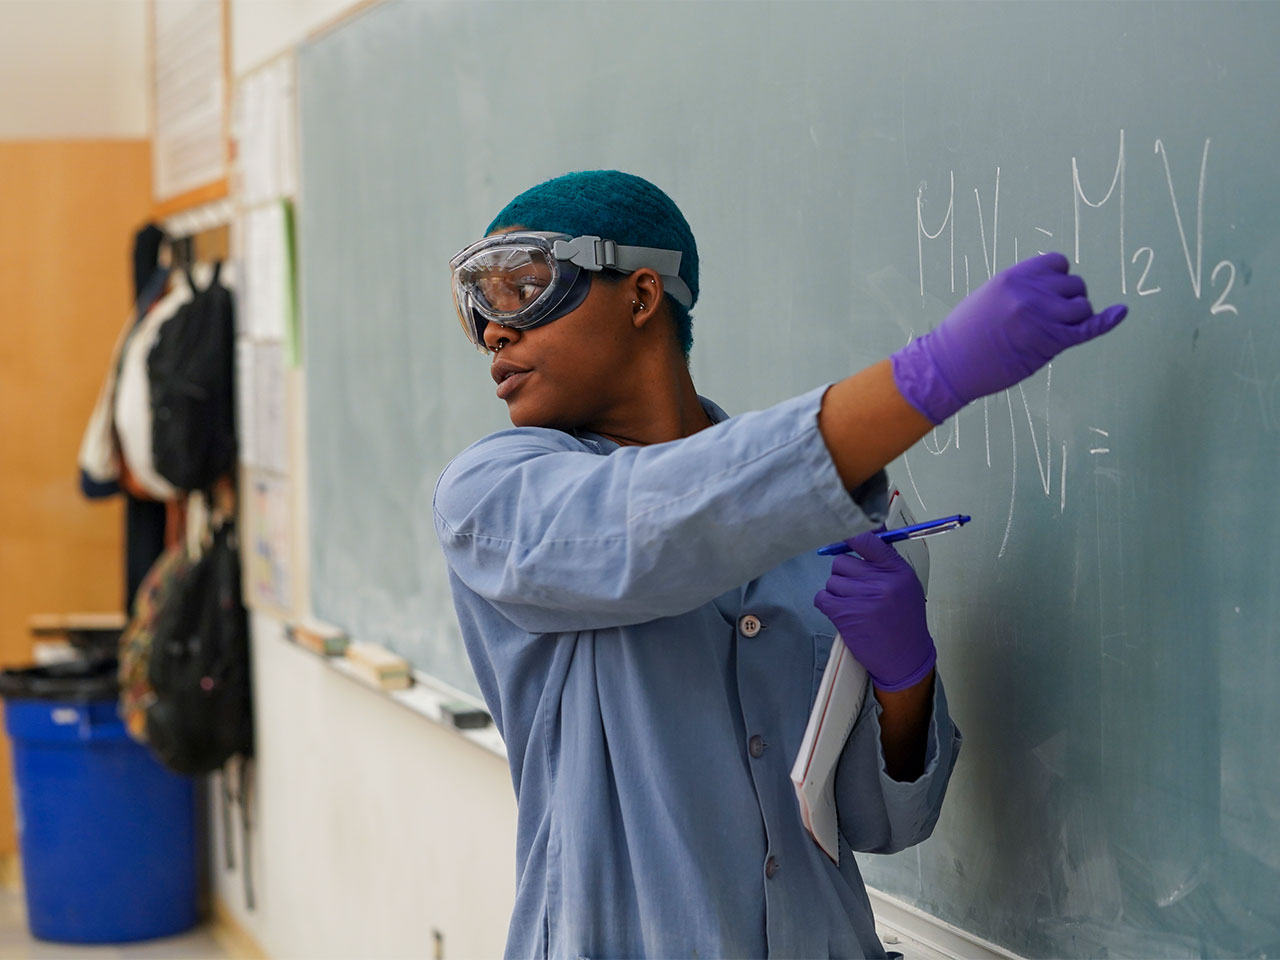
[1,661,199,943]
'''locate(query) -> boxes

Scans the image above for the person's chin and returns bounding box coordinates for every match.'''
[506,396,576,431]
[505,395,548,428]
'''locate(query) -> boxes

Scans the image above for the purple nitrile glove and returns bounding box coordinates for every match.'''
[892,252,1128,424]
[813,531,936,692]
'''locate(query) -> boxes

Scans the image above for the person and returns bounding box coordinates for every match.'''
[433,170,1126,958]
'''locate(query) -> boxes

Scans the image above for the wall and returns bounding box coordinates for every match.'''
[0,142,153,854]
[0,1,152,860]
[214,2,519,955]
[0,0,516,947]
[0,0,147,139]
[231,0,368,76]
[212,616,516,958]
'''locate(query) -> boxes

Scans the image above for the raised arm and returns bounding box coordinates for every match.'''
[436,253,1125,634]
[434,387,885,634]
[820,252,1127,489]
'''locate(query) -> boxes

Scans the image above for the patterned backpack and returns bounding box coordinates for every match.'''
[145,517,253,775]
[118,542,196,743]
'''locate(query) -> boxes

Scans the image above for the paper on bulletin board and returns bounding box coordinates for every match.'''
[244,469,294,616]
[235,202,299,363]
[238,204,289,341]
[235,339,256,468]
[235,340,288,473]
[256,341,288,474]
[234,56,298,206]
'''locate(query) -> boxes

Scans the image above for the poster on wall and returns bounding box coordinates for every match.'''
[151,0,229,202]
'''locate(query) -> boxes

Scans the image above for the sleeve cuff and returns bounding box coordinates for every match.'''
[867,673,957,792]
[849,468,890,519]
[805,383,889,533]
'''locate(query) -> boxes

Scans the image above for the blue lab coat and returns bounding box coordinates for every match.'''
[434,385,962,958]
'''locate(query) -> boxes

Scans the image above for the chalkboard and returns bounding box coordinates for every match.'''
[297,3,1279,954]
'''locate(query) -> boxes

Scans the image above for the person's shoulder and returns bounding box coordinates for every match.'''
[447,425,589,474]
[432,426,591,523]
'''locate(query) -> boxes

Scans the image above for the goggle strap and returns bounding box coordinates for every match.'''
[662,276,695,309]
[551,235,691,308]
[612,243,682,278]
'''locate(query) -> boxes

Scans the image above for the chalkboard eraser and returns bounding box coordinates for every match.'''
[345,642,413,691]
[287,619,349,657]
[440,700,491,730]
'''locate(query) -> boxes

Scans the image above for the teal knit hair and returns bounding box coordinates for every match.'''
[486,170,699,357]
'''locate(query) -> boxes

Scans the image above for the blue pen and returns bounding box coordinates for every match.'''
[817,514,972,555]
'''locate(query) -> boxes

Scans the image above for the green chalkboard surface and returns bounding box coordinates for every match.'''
[298,3,1279,954]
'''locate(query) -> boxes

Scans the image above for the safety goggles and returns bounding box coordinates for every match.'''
[449,231,693,349]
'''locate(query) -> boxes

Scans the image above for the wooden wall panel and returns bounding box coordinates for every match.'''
[0,140,151,856]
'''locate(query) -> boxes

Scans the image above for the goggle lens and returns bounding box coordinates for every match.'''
[455,247,554,319]
[449,230,688,352]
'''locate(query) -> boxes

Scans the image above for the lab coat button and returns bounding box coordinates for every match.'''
[765,855,780,879]
[748,735,766,758]
[738,614,761,638]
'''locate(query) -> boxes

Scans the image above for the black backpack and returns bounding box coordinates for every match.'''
[146,519,253,775]
[148,263,237,492]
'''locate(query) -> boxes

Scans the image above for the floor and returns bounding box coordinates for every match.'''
[0,887,232,960]
[0,877,951,960]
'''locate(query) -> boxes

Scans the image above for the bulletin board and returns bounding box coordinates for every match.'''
[231,52,302,619]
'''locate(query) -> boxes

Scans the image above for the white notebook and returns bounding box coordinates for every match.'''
[790,487,929,863]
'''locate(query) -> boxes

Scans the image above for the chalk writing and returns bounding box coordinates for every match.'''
[910,129,1255,557]
[1131,247,1161,296]
[1074,129,1126,293]
[1210,260,1239,316]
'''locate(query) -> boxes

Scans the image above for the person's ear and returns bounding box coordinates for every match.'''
[626,268,665,329]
